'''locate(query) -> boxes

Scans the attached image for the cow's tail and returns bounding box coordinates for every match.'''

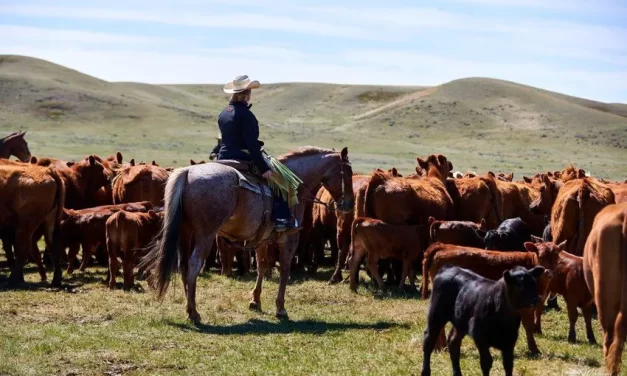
[422,244,438,299]
[481,176,503,226]
[140,167,188,299]
[576,181,591,255]
[363,171,387,218]
[47,168,66,224]
[607,210,627,374]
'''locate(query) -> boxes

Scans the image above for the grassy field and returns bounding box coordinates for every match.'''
[0,260,607,376]
[0,54,623,375]
[0,55,625,179]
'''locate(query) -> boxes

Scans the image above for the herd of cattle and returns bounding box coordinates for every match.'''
[1,131,627,375]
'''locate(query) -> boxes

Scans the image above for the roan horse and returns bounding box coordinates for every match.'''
[0,131,31,162]
[142,146,353,323]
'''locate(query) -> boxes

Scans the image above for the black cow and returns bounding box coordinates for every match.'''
[480,217,531,251]
[542,216,552,242]
[421,265,545,376]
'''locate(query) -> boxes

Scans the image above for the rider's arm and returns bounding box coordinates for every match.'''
[241,110,270,174]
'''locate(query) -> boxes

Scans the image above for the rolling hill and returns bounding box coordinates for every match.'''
[0,55,625,179]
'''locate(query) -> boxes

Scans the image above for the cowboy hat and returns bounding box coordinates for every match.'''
[223,75,261,94]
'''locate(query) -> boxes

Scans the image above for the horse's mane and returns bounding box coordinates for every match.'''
[279,146,336,159]
[0,132,20,142]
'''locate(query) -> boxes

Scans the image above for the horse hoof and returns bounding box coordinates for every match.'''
[276,310,289,320]
[188,313,202,325]
[249,301,261,311]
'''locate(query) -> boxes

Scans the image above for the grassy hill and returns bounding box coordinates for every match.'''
[1,55,625,179]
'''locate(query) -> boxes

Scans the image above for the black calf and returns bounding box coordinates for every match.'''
[421,265,545,376]
[482,217,531,251]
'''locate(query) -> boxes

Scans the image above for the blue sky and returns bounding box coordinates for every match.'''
[1,0,626,103]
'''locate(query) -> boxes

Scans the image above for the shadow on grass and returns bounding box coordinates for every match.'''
[0,265,111,292]
[167,318,408,336]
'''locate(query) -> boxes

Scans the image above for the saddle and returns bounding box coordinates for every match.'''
[213,159,251,173]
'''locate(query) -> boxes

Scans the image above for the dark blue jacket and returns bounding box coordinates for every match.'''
[217,101,270,174]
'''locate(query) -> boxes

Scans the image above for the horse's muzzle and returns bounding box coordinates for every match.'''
[338,199,354,213]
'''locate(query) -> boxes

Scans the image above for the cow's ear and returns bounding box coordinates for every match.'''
[529,266,546,280]
[152,160,157,166]
[531,235,543,243]
[89,155,96,166]
[116,152,123,164]
[30,156,37,164]
[503,270,513,284]
[148,210,157,218]
[523,176,532,183]
[130,159,135,166]
[66,161,75,167]
[480,218,487,230]
[428,216,436,225]
[340,147,348,160]
[542,173,551,186]
[416,157,427,170]
[524,242,538,253]
[505,173,513,181]
[447,161,453,172]
[556,240,567,251]
[475,229,487,238]
[487,171,496,178]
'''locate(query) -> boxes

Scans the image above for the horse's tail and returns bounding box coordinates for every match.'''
[141,167,188,299]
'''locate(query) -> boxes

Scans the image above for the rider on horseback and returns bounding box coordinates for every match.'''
[217,75,296,231]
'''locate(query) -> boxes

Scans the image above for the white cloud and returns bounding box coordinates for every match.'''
[0,5,387,40]
[0,24,169,44]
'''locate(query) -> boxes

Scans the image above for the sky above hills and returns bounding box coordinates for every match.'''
[1,0,626,103]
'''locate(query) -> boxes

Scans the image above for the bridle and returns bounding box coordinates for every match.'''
[302,159,353,214]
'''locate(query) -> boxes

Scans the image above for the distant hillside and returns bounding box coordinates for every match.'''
[0,55,625,179]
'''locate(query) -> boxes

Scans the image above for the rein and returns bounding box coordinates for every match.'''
[300,160,352,214]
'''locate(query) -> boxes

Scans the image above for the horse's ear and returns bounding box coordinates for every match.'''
[190,159,196,165]
[19,131,26,137]
[116,152,123,164]
[88,155,96,166]
[130,159,135,166]
[340,147,348,160]
[30,156,37,164]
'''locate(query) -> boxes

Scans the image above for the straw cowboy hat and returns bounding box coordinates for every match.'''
[223,75,261,94]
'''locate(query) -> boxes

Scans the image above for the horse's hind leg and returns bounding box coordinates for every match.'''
[186,234,216,324]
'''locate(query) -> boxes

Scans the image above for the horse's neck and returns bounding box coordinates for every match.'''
[0,139,11,158]
[283,154,333,194]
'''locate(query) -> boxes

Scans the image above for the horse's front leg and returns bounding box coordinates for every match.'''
[250,243,268,311]
[275,234,298,319]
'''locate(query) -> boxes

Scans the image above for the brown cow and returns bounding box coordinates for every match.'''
[308,186,338,271]
[112,164,169,206]
[349,217,423,291]
[422,241,564,354]
[539,250,595,344]
[445,175,502,229]
[0,131,31,162]
[551,178,615,255]
[606,182,627,204]
[583,202,627,375]
[216,236,252,277]
[0,163,65,285]
[60,202,153,273]
[106,209,163,290]
[34,155,110,210]
[495,178,549,235]
[428,217,487,248]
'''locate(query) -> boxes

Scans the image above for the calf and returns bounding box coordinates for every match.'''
[428,217,486,248]
[105,209,163,290]
[422,265,546,376]
[482,217,531,251]
[421,241,564,354]
[538,250,595,344]
[60,202,153,273]
[349,217,423,291]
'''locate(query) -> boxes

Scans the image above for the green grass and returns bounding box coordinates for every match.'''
[0,259,607,376]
